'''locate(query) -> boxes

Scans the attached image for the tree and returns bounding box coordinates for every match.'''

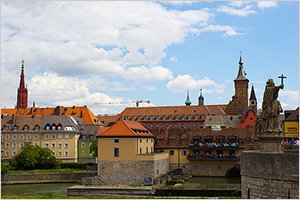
[10,144,57,170]
[89,138,98,158]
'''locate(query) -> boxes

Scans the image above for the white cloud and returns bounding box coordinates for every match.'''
[124,66,173,81]
[159,1,198,5]
[170,56,178,63]
[166,74,224,93]
[217,4,257,16]
[257,1,278,9]
[199,24,242,36]
[280,90,299,103]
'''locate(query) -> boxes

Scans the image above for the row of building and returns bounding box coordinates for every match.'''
[1,58,298,182]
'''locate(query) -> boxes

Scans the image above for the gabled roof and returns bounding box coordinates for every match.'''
[284,107,299,122]
[118,105,227,117]
[98,120,154,138]
[1,106,101,125]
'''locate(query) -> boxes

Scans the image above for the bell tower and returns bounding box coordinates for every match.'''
[17,59,28,109]
[225,53,249,115]
[249,85,257,113]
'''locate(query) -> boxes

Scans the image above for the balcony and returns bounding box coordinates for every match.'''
[187,142,239,150]
[187,154,239,161]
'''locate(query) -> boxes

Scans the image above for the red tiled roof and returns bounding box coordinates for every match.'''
[118,105,227,118]
[98,120,154,137]
[284,107,299,122]
[1,106,100,125]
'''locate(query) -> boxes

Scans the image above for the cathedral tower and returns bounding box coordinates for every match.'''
[17,59,28,109]
[225,54,249,115]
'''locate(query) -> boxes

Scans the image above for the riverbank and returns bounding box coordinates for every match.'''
[1,170,96,185]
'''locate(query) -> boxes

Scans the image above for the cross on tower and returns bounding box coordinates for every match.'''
[278,74,287,86]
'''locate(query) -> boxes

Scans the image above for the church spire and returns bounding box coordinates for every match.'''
[198,89,204,106]
[249,84,257,101]
[185,90,191,106]
[17,59,28,109]
[236,51,247,81]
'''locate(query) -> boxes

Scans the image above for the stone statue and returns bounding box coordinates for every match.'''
[255,77,285,135]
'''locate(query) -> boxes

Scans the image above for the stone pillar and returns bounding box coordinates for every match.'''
[257,134,283,153]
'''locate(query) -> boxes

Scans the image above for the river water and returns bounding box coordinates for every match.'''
[1,177,241,197]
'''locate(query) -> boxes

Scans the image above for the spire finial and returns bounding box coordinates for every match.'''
[200,88,203,95]
[185,90,192,106]
[239,51,243,64]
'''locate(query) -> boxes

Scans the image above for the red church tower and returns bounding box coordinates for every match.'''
[225,54,249,115]
[16,59,28,109]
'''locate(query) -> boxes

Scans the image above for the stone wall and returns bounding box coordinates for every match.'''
[170,161,239,177]
[241,146,299,199]
[1,172,97,185]
[98,158,169,186]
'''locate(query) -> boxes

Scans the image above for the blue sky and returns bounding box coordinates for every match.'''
[1,1,298,115]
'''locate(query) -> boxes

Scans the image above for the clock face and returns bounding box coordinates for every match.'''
[238,90,243,97]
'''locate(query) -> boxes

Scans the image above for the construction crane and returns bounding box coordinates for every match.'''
[94,100,150,107]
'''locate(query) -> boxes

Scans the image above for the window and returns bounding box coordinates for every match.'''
[140,139,142,143]
[65,143,69,148]
[5,142,10,148]
[12,143,16,148]
[34,134,38,139]
[168,115,172,120]
[57,125,62,130]
[181,124,184,129]
[14,126,18,131]
[174,124,178,128]
[65,151,68,157]
[52,134,56,139]
[151,147,153,153]
[5,134,10,139]
[114,139,119,144]
[5,151,9,156]
[114,148,119,157]
[52,125,56,130]
[146,139,148,143]
[182,150,186,156]
[58,142,62,148]
[155,116,160,120]
[12,151,16,156]
[65,134,69,139]
[34,142,39,147]
[58,152,62,157]
[194,114,199,119]
[146,147,148,154]
[13,134,17,140]
[81,142,86,148]
[156,124,159,128]
[140,148,142,154]
[149,116,153,120]
[194,124,197,129]
[149,124,153,129]
[52,151,55,156]
[187,124,191,129]
[51,142,56,148]
[159,149,164,153]
[58,134,62,139]
[19,142,24,148]
[45,134,50,139]
[34,126,40,131]
[81,151,85,156]
[45,143,49,148]
[27,134,31,140]
[46,125,50,130]
[187,115,191,120]
[169,150,174,156]
[24,126,29,131]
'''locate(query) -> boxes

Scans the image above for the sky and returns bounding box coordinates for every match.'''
[1,0,299,115]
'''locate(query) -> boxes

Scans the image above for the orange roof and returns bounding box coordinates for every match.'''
[98,120,154,138]
[1,106,100,125]
[118,105,227,117]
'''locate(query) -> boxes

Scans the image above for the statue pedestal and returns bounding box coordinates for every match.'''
[257,134,284,153]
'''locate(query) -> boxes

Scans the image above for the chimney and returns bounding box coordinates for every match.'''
[56,106,62,116]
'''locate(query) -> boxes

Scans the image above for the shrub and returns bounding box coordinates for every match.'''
[1,164,12,174]
[10,144,58,170]
[59,162,86,169]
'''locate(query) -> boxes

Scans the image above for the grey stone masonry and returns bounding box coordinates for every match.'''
[241,145,299,199]
[97,158,169,186]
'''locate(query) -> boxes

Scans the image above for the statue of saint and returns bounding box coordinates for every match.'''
[259,78,284,134]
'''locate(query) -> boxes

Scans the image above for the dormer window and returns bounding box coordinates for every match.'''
[45,124,51,130]
[168,115,172,120]
[149,116,154,120]
[175,115,179,120]
[162,116,165,120]
[34,125,40,131]
[57,124,62,130]
[24,125,29,131]
[200,114,205,119]
[52,124,56,130]
[181,115,185,120]
[13,126,18,131]
[132,116,136,120]
[155,116,160,120]
[187,115,191,120]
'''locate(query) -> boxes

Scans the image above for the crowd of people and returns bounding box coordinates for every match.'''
[281,138,299,145]
[187,151,239,160]
[187,142,239,148]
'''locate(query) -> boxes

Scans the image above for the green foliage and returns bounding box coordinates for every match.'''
[9,144,58,170]
[89,138,98,158]
[1,164,12,174]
